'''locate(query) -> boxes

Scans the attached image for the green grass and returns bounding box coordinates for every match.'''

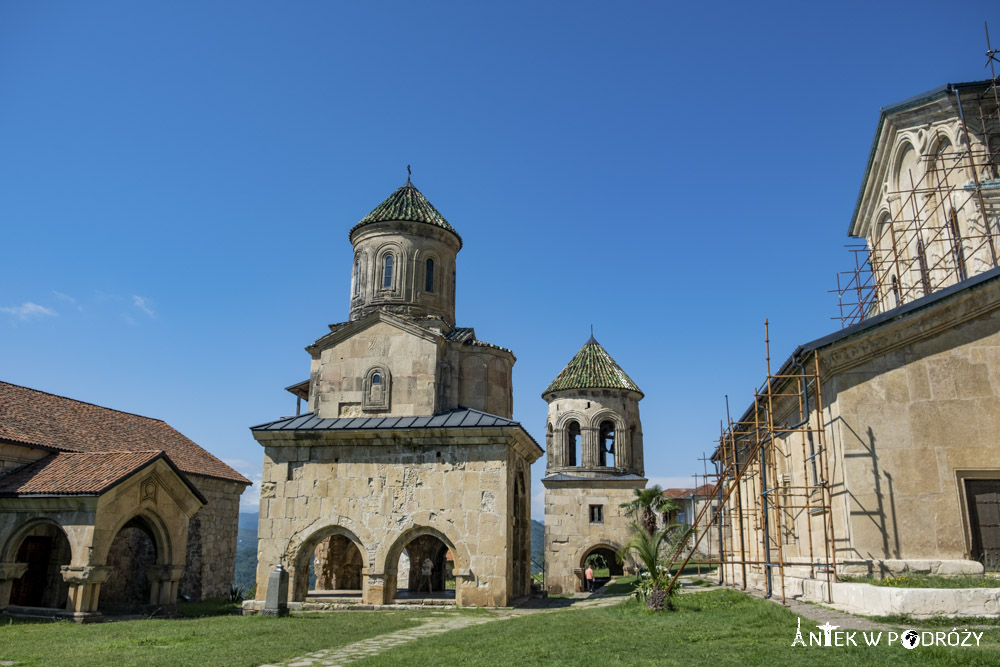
[351,590,1000,666]
[839,574,1000,588]
[3,590,999,666]
[0,610,430,667]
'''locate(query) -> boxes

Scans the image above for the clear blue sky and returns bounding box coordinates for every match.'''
[2,1,998,518]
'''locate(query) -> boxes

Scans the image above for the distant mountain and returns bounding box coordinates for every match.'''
[232,512,547,588]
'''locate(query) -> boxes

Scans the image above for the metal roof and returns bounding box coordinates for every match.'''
[251,407,525,433]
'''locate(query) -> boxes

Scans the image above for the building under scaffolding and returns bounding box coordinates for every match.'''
[671,62,1000,606]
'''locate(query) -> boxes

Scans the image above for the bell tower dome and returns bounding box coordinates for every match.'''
[541,334,645,477]
[347,177,462,329]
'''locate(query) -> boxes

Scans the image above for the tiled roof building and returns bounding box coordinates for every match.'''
[0,381,249,619]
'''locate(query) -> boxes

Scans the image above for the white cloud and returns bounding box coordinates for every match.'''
[239,470,264,512]
[0,302,57,321]
[132,295,155,317]
[51,291,83,311]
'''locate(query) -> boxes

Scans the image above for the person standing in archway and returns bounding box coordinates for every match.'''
[420,557,434,593]
[585,564,595,592]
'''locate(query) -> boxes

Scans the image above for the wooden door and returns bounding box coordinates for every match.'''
[967,479,1000,570]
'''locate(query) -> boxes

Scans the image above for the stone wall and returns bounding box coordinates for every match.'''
[180,475,245,600]
[543,483,640,594]
[253,427,539,607]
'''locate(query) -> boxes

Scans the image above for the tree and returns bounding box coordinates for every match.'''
[618,522,674,611]
[619,485,678,535]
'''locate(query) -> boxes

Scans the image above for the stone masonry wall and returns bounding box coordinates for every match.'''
[254,429,521,607]
[180,476,245,600]
[543,484,640,595]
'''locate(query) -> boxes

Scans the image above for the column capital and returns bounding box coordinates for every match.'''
[60,565,112,584]
[0,562,28,580]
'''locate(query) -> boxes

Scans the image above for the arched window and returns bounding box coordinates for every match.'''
[425,258,435,293]
[566,421,581,467]
[382,255,394,289]
[362,366,390,411]
[599,420,615,467]
[353,257,361,296]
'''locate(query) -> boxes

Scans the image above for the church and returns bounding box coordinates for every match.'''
[248,178,542,609]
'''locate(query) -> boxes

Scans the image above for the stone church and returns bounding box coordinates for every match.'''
[541,335,646,594]
[0,381,249,621]
[249,178,542,609]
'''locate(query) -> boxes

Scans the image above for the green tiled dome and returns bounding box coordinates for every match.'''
[543,336,643,396]
[349,180,461,246]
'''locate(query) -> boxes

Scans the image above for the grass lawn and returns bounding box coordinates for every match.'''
[839,574,1000,588]
[350,590,1000,666]
[3,590,999,666]
[0,610,431,667]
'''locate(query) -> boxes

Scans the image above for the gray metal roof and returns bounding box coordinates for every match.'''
[251,407,525,433]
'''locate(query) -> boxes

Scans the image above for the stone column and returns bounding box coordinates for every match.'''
[582,427,598,467]
[453,568,472,607]
[147,564,186,605]
[0,562,28,606]
[60,566,112,613]
[364,569,388,605]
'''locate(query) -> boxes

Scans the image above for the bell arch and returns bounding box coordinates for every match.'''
[284,521,371,603]
[378,520,469,605]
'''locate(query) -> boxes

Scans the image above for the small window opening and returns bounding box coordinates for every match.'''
[891,275,900,307]
[372,373,381,385]
[425,258,434,293]
[589,505,604,524]
[353,258,361,296]
[916,239,930,295]
[383,255,394,289]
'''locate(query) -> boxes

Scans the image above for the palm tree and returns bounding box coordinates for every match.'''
[619,522,673,610]
[619,485,678,535]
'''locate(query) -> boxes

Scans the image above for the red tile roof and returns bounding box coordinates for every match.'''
[0,451,206,500]
[662,488,693,498]
[0,381,249,485]
[692,483,719,497]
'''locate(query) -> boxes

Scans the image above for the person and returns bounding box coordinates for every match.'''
[585,565,595,592]
[420,557,434,593]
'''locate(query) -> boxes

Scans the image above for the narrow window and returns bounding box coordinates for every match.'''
[353,258,361,296]
[891,275,900,308]
[949,209,967,282]
[599,420,615,467]
[425,258,435,293]
[383,255,394,289]
[567,421,581,467]
[589,504,604,524]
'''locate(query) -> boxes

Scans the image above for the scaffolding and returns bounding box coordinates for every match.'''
[666,321,836,604]
[833,27,1000,327]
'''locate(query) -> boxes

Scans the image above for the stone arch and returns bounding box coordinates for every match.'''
[2,519,73,608]
[437,361,453,412]
[892,138,921,192]
[378,520,470,605]
[575,541,626,591]
[555,410,588,467]
[283,523,370,602]
[96,509,176,566]
[99,515,163,611]
[511,462,530,598]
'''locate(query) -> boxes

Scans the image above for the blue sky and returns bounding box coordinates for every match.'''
[2,1,998,518]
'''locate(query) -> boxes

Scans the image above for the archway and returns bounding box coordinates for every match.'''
[311,534,363,595]
[383,526,461,602]
[6,521,72,608]
[286,525,367,602]
[580,544,623,591]
[100,516,159,611]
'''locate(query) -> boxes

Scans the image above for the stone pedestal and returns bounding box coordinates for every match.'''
[60,566,112,614]
[147,564,186,605]
[261,564,289,617]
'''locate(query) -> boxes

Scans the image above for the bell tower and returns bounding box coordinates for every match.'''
[541,334,648,594]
